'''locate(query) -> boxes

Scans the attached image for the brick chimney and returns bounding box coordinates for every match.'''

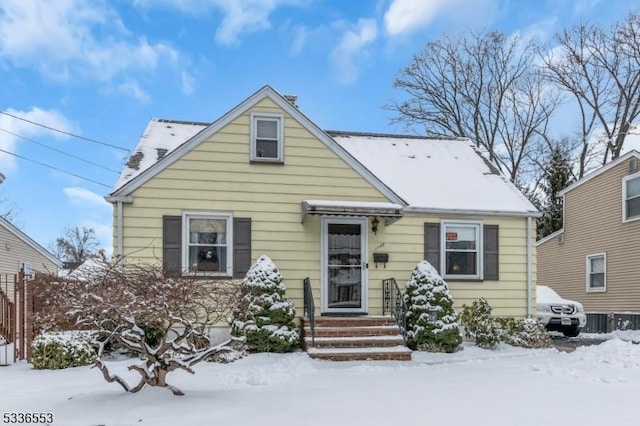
[284,94,298,107]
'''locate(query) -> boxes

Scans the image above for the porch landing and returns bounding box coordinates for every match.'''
[300,316,411,361]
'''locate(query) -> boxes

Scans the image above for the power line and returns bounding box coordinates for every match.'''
[0,111,131,153]
[0,127,120,174]
[0,147,111,188]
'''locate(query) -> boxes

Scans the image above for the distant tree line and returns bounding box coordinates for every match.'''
[388,12,640,239]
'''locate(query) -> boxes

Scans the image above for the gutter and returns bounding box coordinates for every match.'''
[403,206,542,218]
[104,196,134,260]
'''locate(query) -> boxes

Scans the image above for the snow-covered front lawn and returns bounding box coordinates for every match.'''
[2,334,639,426]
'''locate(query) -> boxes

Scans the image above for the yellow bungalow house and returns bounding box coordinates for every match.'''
[107,86,539,358]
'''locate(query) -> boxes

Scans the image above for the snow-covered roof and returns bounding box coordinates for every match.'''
[330,132,538,216]
[110,87,537,217]
[112,118,208,191]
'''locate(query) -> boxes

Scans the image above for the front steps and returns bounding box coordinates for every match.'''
[300,316,411,361]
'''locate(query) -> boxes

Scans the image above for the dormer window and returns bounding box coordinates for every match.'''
[250,113,283,163]
[623,173,640,222]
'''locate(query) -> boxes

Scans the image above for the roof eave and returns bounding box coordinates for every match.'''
[403,206,541,218]
[559,150,640,196]
[0,217,63,268]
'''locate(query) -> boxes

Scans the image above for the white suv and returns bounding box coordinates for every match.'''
[536,285,587,337]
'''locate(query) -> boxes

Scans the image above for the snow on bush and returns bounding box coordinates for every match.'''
[0,334,6,345]
[458,298,502,349]
[32,260,242,396]
[31,331,96,370]
[404,260,461,353]
[498,317,552,349]
[230,255,300,352]
[459,297,552,349]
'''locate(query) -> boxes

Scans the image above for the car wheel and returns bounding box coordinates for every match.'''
[562,326,580,337]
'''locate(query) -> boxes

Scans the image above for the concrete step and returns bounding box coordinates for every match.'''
[307,346,412,361]
[305,335,406,349]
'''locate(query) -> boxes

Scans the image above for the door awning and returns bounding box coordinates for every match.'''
[301,200,404,224]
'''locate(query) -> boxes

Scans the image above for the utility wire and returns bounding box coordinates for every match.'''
[0,147,111,188]
[0,127,120,174]
[0,111,131,153]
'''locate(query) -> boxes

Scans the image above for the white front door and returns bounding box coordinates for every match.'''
[321,216,367,314]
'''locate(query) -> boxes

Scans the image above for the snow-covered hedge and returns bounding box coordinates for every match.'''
[497,317,552,349]
[230,255,300,352]
[459,298,552,349]
[0,334,6,345]
[404,260,461,353]
[458,298,502,349]
[31,331,97,370]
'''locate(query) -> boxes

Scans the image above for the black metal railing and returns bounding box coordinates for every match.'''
[382,278,408,342]
[303,277,315,347]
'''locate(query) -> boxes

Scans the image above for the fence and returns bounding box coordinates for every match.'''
[584,312,640,334]
[0,272,34,364]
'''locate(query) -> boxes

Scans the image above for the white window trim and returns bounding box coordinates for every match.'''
[622,173,640,223]
[250,112,284,163]
[585,252,606,293]
[181,211,233,276]
[440,220,483,280]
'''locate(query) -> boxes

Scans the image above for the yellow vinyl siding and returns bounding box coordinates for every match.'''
[538,159,640,312]
[118,97,535,319]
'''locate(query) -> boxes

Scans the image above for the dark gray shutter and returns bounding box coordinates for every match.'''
[163,216,182,275]
[424,223,441,273]
[483,225,499,280]
[233,218,252,278]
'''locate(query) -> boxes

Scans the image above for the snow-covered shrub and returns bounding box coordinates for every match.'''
[497,317,552,349]
[404,260,461,353]
[0,334,6,345]
[458,298,502,349]
[31,331,96,370]
[32,261,241,395]
[230,255,300,352]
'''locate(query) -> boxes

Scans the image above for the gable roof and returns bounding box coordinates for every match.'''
[0,216,62,267]
[109,85,404,205]
[330,132,539,216]
[109,86,538,217]
[558,150,640,196]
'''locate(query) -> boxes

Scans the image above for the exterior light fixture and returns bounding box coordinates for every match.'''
[371,217,379,235]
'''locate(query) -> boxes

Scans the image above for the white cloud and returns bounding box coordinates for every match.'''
[0,0,179,82]
[181,71,195,95]
[114,80,152,104]
[384,0,499,36]
[63,187,111,210]
[0,108,74,171]
[330,19,377,85]
[133,0,307,46]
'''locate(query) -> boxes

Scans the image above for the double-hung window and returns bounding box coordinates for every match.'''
[182,212,233,275]
[442,222,481,279]
[623,174,640,221]
[250,113,283,162]
[586,253,606,292]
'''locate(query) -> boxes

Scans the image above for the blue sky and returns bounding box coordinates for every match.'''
[0,0,639,255]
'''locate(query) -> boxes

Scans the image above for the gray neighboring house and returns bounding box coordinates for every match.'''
[537,150,640,315]
[0,216,61,294]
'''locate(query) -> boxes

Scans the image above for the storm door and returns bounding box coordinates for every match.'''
[321,217,367,314]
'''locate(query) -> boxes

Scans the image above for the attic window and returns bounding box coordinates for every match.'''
[250,113,283,163]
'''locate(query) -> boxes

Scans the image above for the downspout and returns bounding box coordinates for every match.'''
[117,200,124,261]
[526,216,532,318]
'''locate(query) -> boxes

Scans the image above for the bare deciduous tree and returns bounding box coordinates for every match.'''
[541,12,640,175]
[34,260,242,396]
[388,30,560,186]
[51,226,99,263]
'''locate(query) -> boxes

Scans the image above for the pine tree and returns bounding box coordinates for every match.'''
[230,255,300,352]
[404,260,462,353]
[537,145,575,239]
